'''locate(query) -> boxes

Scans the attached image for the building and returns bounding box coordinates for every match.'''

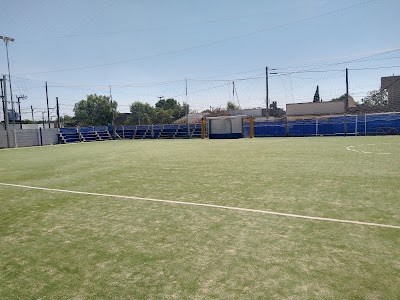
[286,96,356,116]
[381,75,400,108]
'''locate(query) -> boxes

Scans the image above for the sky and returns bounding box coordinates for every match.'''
[1,0,400,120]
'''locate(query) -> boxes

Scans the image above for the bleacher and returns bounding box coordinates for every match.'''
[190,123,202,138]
[79,127,98,142]
[120,126,136,139]
[58,113,400,143]
[175,124,189,139]
[59,127,114,143]
[134,126,149,139]
[94,126,112,141]
[159,124,178,139]
[59,128,80,143]
[153,125,162,139]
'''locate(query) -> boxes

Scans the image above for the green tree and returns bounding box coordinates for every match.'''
[203,106,229,117]
[226,101,239,110]
[360,89,388,106]
[127,101,155,125]
[268,101,285,117]
[330,94,347,102]
[61,115,76,127]
[74,94,117,126]
[173,102,189,121]
[313,86,320,102]
[125,98,189,125]
[155,98,188,122]
[153,108,174,124]
[155,98,180,110]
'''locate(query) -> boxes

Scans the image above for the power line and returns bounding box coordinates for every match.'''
[273,65,400,76]
[273,48,400,72]
[15,4,313,44]
[16,0,375,75]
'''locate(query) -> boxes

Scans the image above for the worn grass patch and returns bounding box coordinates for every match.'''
[0,137,399,299]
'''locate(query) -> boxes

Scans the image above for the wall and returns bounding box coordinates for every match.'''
[22,123,55,129]
[286,101,345,116]
[228,108,265,117]
[0,128,59,148]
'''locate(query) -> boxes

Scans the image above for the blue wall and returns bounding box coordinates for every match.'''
[243,113,400,137]
[62,113,400,139]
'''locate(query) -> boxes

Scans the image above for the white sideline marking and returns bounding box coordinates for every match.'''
[1,182,399,230]
[272,137,294,142]
[0,142,82,151]
[347,144,391,155]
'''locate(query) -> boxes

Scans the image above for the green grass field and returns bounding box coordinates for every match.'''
[1,137,399,299]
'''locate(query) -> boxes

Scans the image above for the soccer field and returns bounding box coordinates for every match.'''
[1,137,399,299]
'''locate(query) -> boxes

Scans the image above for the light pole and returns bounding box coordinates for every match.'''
[0,36,15,127]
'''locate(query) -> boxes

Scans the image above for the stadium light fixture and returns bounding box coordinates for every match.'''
[1,35,16,127]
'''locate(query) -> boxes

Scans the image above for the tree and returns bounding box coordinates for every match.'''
[153,108,173,124]
[313,85,320,102]
[226,101,239,110]
[124,98,189,125]
[172,102,189,120]
[127,101,155,125]
[61,115,76,127]
[203,106,230,117]
[330,94,347,102]
[155,98,179,110]
[74,94,117,126]
[155,98,188,122]
[360,89,388,106]
[268,101,285,117]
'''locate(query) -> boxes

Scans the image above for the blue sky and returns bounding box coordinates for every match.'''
[1,0,400,120]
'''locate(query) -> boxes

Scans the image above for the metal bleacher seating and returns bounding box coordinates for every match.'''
[134,126,149,139]
[59,128,81,143]
[175,124,189,139]
[59,127,113,143]
[94,126,112,141]
[59,123,205,144]
[159,124,178,139]
[190,123,202,138]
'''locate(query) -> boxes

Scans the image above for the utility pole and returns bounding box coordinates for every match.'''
[266,67,269,118]
[42,111,45,128]
[345,68,349,113]
[45,81,50,128]
[232,81,236,115]
[344,68,349,136]
[16,94,27,129]
[31,105,34,122]
[109,86,116,138]
[0,78,4,129]
[266,67,278,119]
[2,74,10,147]
[185,78,189,138]
[17,96,22,129]
[56,97,61,129]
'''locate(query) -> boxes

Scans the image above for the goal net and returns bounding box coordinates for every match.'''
[207,116,245,139]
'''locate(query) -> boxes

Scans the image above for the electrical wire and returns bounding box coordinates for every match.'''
[15,0,375,75]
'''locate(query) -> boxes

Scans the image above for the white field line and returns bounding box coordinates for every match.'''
[1,182,399,230]
[0,142,83,151]
[272,137,294,142]
[347,144,391,155]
